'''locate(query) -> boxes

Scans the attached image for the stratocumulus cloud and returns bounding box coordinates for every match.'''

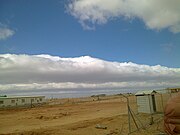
[0,54,180,91]
[67,0,180,33]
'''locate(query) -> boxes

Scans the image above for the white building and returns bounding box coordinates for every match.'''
[0,95,46,108]
[135,90,157,114]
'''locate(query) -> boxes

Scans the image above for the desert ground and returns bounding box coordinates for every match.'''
[0,95,165,135]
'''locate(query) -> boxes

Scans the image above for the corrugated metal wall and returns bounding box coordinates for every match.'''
[137,95,154,114]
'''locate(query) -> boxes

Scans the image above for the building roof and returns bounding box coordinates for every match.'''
[135,90,157,96]
[0,95,45,99]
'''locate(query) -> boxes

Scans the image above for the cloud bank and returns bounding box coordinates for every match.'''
[0,23,15,40]
[0,54,180,91]
[67,0,180,33]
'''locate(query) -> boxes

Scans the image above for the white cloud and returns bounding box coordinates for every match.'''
[0,54,180,91]
[0,81,179,91]
[67,0,180,33]
[0,24,15,40]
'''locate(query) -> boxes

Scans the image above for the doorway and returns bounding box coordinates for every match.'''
[152,95,156,112]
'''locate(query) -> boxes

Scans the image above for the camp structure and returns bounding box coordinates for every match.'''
[0,95,45,108]
[167,87,180,93]
[135,90,157,114]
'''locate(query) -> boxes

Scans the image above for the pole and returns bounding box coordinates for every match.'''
[160,94,164,111]
[129,108,139,130]
[148,95,154,125]
[122,94,131,134]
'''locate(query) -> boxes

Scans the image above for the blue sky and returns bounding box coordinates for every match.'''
[0,0,180,67]
[0,0,180,94]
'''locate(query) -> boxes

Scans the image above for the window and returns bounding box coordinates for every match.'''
[22,99,25,103]
[0,101,3,104]
[31,99,34,102]
[11,100,15,103]
[39,98,42,101]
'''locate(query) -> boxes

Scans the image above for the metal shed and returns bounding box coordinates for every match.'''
[135,90,157,114]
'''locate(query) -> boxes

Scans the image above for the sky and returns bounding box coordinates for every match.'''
[0,0,180,95]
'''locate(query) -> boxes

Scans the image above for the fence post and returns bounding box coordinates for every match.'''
[122,94,131,134]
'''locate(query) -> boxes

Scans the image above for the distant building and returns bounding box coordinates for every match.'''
[167,87,180,93]
[0,95,45,108]
[135,90,157,114]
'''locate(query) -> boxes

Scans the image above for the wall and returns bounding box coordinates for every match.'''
[136,95,154,114]
[155,92,179,113]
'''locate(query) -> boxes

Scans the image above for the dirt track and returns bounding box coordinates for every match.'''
[0,95,164,135]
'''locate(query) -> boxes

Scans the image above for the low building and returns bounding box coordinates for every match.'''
[135,90,157,114]
[167,87,180,93]
[0,95,45,108]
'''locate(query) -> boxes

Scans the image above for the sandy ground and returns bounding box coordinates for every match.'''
[0,95,165,135]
